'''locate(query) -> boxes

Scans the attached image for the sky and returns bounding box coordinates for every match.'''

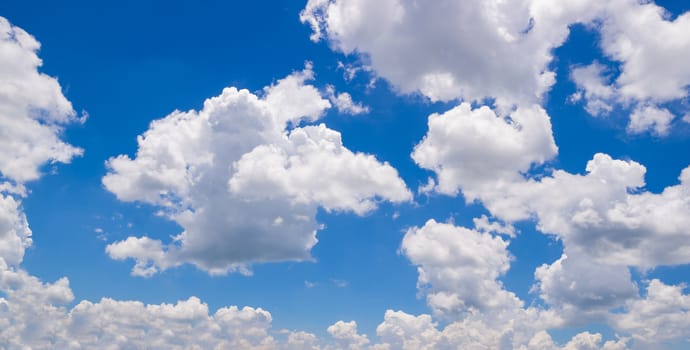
[1,0,690,349]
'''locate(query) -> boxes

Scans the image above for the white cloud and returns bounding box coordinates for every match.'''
[0,259,306,349]
[300,0,609,108]
[597,1,690,104]
[533,250,638,323]
[229,124,410,216]
[570,63,615,117]
[627,105,674,136]
[611,279,690,346]
[103,66,410,276]
[326,86,369,115]
[0,17,83,191]
[370,308,628,350]
[401,220,523,321]
[326,320,369,350]
[413,102,690,268]
[473,215,516,238]
[411,103,557,198]
[286,331,320,350]
[0,194,31,267]
[567,2,690,134]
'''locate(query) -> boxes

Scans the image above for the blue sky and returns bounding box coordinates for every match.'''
[1,0,690,349]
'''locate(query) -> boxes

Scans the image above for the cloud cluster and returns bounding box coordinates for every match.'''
[401,219,521,320]
[0,259,321,350]
[0,17,82,192]
[304,0,690,135]
[102,66,411,276]
[568,1,690,134]
[301,0,608,108]
[301,1,690,347]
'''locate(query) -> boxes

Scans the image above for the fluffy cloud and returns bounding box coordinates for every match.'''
[370,309,628,350]
[0,194,31,267]
[570,63,615,117]
[533,251,638,323]
[612,279,690,345]
[597,1,690,103]
[411,103,557,197]
[302,0,690,133]
[103,66,410,276]
[413,104,690,268]
[301,0,609,107]
[0,260,310,350]
[492,155,690,269]
[401,219,522,320]
[627,105,674,136]
[326,321,370,350]
[569,1,690,134]
[0,17,82,190]
[326,86,369,115]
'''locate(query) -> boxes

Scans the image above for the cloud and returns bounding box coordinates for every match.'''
[568,1,690,134]
[300,0,607,107]
[0,194,31,267]
[370,308,628,350]
[612,279,690,345]
[0,260,304,349]
[533,250,638,323]
[0,17,83,192]
[570,62,616,117]
[103,65,410,276]
[401,219,522,320]
[413,102,690,270]
[326,321,369,350]
[326,86,369,115]
[411,103,557,198]
[302,0,690,134]
[627,105,675,136]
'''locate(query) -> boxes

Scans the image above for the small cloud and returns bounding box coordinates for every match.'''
[417,177,436,195]
[473,215,516,237]
[305,280,317,288]
[337,61,362,81]
[325,85,370,115]
[392,211,400,220]
[331,279,349,288]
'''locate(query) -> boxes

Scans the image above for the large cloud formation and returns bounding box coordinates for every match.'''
[0,17,306,350]
[0,17,83,193]
[303,0,690,134]
[102,66,411,276]
[302,0,690,348]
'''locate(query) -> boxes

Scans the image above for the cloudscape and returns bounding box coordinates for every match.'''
[1,0,690,349]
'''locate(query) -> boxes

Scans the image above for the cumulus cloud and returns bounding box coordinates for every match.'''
[0,17,83,192]
[567,1,690,134]
[627,104,674,136]
[411,102,557,198]
[0,194,31,267]
[412,103,690,269]
[302,0,690,133]
[533,250,638,323]
[326,321,369,350]
[612,279,690,345]
[0,259,316,350]
[326,86,369,115]
[570,62,616,117]
[103,66,410,276]
[300,0,610,107]
[369,308,629,350]
[401,219,521,320]
[412,106,690,343]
